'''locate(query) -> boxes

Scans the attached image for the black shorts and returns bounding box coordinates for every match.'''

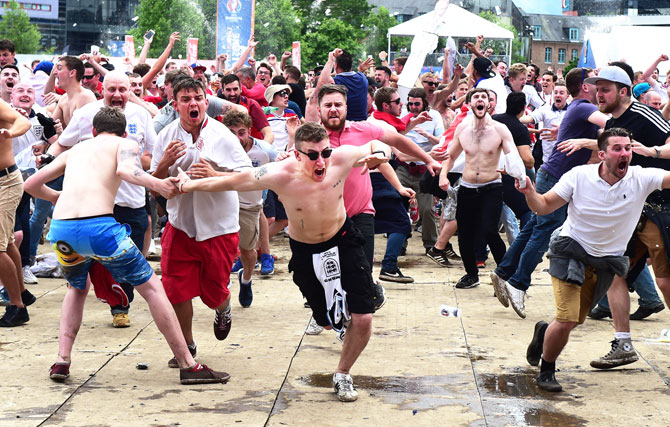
[263,190,288,221]
[288,217,375,327]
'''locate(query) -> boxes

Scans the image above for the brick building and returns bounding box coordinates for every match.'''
[524,14,591,73]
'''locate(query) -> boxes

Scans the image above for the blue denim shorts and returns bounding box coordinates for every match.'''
[47,216,153,290]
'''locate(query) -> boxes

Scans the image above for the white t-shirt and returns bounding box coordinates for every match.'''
[58,100,157,209]
[552,164,664,257]
[239,138,277,208]
[151,117,252,241]
[530,104,568,162]
[12,105,49,170]
[476,74,507,114]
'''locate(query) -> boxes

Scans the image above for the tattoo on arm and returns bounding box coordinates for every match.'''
[119,148,139,162]
[332,179,342,188]
[132,167,145,177]
[254,166,268,180]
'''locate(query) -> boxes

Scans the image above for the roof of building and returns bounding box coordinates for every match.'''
[524,14,592,42]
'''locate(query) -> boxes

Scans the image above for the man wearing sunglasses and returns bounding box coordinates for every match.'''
[175,121,391,402]
[421,71,460,109]
[81,63,102,99]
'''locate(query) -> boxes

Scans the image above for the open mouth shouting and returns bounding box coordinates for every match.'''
[109,98,124,107]
[189,109,200,120]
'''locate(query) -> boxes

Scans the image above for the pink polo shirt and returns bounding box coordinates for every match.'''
[327,121,385,217]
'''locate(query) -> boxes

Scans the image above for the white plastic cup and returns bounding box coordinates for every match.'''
[440,304,460,318]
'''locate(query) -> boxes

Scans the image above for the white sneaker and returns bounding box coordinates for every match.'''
[148,239,157,255]
[22,266,38,285]
[332,372,358,402]
[305,317,324,335]
[490,272,509,308]
[506,282,526,319]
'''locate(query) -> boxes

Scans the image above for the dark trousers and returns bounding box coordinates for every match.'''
[457,183,506,277]
[351,213,374,271]
[15,192,32,266]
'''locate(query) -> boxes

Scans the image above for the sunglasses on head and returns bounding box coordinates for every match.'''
[423,81,438,87]
[297,148,333,161]
[407,101,422,107]
[277,90,290,97]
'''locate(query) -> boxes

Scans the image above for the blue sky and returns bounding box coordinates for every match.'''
[513,0,562,15]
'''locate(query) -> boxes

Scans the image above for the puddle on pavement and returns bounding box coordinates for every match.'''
[478,369,563,399]
[300,373,433,392]
[521,407,586,426]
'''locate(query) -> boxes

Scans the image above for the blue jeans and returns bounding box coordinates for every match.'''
[494,169,567,291]
[597,264,663,310]
[500,203,520,244]
[29,177,63,259]
[381,233,406,271]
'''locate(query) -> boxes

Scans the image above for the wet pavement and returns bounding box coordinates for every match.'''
[1,234,670,426]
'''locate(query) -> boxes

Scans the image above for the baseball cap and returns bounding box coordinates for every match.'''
[473,58,495,79]
[264,84,291,104]
[584,66,632,87]
[33,61,54,75]
[191,63,206,72]
[632,82,651,99]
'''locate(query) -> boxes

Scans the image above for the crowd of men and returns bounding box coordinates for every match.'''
[2,27,670,400]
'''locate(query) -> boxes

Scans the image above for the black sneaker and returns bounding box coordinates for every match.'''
[22,289,36,306]
[379,268,414,283]
[426,247,451,267]
[526,321,548,366]
[373,282,386,311]
[630,303,665,320]
[587,305,611,320]
[455,274,479,289]
[536,371,562,392]
[213,308,232,340]
[0,305,29,327]
[444,243,461,260]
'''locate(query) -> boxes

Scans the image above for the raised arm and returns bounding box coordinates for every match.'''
[433,64,463,105]
[178,163,276,193]
[642,54,667,83]
[232,36,258,73]
[142,32,180,90]
[137,32,154,64]
[380,129,442,175]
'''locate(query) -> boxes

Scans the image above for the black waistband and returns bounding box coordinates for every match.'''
[289,217,354,253]
[0,164,18,178]
[59,213,115,221]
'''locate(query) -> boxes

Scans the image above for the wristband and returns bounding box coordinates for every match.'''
[654,146,662,158]
[178,181,185,193]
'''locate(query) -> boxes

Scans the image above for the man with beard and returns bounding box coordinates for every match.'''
[175,121,391,402]
[578,65,670,371]
[48,71,157,328]
[438,88,527,289]
[309,84,442,308]
[374,66,391,88]
[522,128,670,393]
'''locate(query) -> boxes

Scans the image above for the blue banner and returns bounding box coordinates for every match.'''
[578,39,596,69]
[109,41,125,57]
[217,0,254,63]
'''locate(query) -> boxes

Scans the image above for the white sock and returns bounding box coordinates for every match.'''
[615,332,631,340]
[240,275,252,285]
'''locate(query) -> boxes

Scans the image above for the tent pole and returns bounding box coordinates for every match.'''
[388,32,391,63]
[508,38,512,66]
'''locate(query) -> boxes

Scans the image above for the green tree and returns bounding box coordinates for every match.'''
[131,0,217,61]
[301,18,366,68]
[362,6,398,58]
[563,57,579,74]
[0,0,42,53]
[254,0,301,60]
[478,11,525,63]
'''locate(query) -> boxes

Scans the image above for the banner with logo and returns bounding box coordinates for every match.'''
[292,41,301,71]
[216,0,254,64]
[124,35,135,60]
[187,38,199,64]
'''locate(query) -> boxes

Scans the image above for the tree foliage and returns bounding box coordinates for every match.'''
[478,11,525,64]
[254,0,301,60]
[0,0,42,53]
[131,0,217,61]
[362,7,397,57]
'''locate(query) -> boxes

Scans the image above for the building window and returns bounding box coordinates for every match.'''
[558,49,566,64]
[533,26,542,40]
[545,47,552,63]
[571,49,578,61]
[569,28,579,41]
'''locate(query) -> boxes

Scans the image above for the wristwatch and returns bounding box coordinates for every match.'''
[654,146,662,158]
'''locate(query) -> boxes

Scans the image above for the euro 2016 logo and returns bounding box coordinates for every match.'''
[227,0,241,13]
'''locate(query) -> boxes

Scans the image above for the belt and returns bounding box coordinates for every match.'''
[399,161,427,176]
[0,164,18,178]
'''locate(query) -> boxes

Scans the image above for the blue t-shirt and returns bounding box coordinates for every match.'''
[333,71,368,121]
[541,99,599,179]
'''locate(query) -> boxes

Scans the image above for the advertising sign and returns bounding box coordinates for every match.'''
[216,0,254,64]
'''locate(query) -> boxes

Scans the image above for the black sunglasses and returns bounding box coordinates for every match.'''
[388,98,401,105]
[407,101,422,106]
[82,74,97,80]
[423,81,438,87]
[277,90,290,97]
[297,148,333,161]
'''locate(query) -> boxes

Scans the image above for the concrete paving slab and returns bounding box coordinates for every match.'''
[1,234,669,426]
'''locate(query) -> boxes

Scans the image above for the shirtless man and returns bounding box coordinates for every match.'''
[439,88,526,289]
[50,56,96,127]
[24,107,229,384]
[176,122,391,402]
[0,99,31,326]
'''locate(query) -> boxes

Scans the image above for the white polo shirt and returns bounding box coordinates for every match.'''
[404,108,445,156]
[552,164,664,257]
[530,103,568,162]
[152,117,252,241]
[58,100,157,209]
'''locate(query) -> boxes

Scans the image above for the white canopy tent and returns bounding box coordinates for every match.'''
[386,4,515,64]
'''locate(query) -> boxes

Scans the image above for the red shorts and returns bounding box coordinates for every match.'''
[160,222,239,308]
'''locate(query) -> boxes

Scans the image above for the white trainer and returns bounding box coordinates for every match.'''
[490,272,509,308]
[332,372,358,402]
[22,266,38,285]
[506,282,526,319]
[305,317,324,335]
